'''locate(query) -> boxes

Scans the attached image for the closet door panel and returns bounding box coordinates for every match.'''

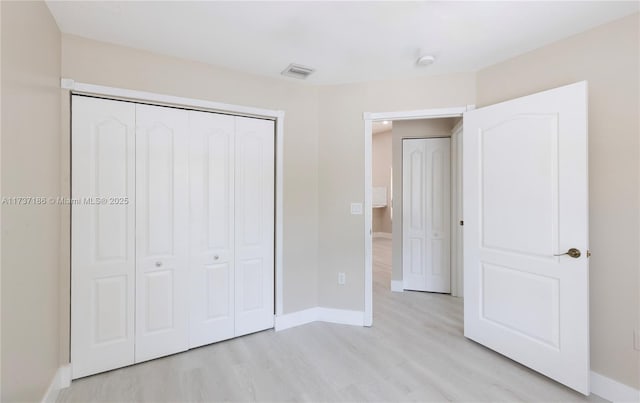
[189,111,235,348]
[135,104,189,362]
[71,96,135,379]
[234,117,275,336]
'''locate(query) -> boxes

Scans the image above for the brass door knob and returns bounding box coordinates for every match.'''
[554,248,581,258]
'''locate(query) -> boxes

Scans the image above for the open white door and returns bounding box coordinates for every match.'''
[463,81,589,394]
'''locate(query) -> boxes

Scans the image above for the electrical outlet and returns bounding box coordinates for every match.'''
[634,329,640,351]
[338,272,346,285]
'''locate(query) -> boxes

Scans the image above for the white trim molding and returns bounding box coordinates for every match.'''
[390,280,404,292]
[591,371,640,402]
[41,365,71,403]
[274,308,318,331]
[362,105,472,332]
[275,308,365,331]
[373,232,392,239]
[62,78,286,321]
[61,78,284,120]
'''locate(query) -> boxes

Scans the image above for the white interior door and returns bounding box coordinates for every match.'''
[463,81,589,394]
[234,117,275,336]
[188,110,235,348]
[71,96,135,379]
[402,138,451,293]
[135,104,190,362]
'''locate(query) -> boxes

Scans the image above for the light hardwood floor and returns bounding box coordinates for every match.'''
[58,238,603,402]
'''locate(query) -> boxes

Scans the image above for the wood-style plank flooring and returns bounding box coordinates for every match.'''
[58,238,603,402]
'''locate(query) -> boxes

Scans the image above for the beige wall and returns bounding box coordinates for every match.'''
[391,118,456,282]
[317,73,476,309]
[58,34,320,362]
[1,1,62,401]
[476,13,640,389]
[372,130,392,234]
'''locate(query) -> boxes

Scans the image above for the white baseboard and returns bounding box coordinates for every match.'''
[317,308,365,326]
[274,308,318,331]
[390,280,404,292]
[41,364,71,403]
[275,307,365,331]
[591,371,640,402]
[373,232,392,239]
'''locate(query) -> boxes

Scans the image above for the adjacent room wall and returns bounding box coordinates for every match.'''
[372,129,392,235]
[391,118,457,282]
[317,73,476,310]
[59,34,320,363]
[1,1,62,401]
[476,12,640,390]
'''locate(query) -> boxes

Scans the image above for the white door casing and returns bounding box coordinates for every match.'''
[234,117,275,336]
[463,81,589,394]
[71,96,136,379]
[402,138,451,293]
[188,111,236,348]
[135,104,190,362]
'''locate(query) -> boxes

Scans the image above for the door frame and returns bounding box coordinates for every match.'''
[363,106,473,326]
[62,78,286,318]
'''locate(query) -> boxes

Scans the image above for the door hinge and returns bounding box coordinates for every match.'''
[459,220,464,226]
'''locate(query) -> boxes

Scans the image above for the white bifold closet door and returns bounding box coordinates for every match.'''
[72,96,275,378]
[402,138,451,293]
[233,116,275,337]
[135,104,190,363]
[188,111,236,347]
[189,112,275,347]
[71,96,136,379]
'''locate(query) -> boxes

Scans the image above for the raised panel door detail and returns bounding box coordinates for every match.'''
[145,270,174,332]
[481,263,560,348]
[402,138,451,293]
[71,96,135,379]
[240,259,263,311]
[146,125,174,256]
[409,150,424,230]
[135,104,189,363]
[188,110,235,348]
[234,117,275,337]
[205,264,231,319]
[238,136,263,246]
[95,119,129,261]
[480,115,558,258]
[94,275,128,344]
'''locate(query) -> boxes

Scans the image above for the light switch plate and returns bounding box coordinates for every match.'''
[350,203,363,215]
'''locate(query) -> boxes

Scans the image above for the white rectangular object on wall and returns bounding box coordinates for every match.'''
[234,116,275,336]
[135,104,190,363]
[402,138,451,293]
[71,96,136,379]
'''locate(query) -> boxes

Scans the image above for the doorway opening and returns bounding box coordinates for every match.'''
[363,106,471,326]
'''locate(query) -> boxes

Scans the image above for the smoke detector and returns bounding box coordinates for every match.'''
[281,63,315,79]
[416,55,436,67]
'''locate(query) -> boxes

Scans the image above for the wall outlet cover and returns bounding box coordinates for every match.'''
[350,203,363,215]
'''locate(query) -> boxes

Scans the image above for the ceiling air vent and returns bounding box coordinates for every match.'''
[281,63,315,80]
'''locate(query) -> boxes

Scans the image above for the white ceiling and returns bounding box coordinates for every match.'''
[46,1,639,85]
